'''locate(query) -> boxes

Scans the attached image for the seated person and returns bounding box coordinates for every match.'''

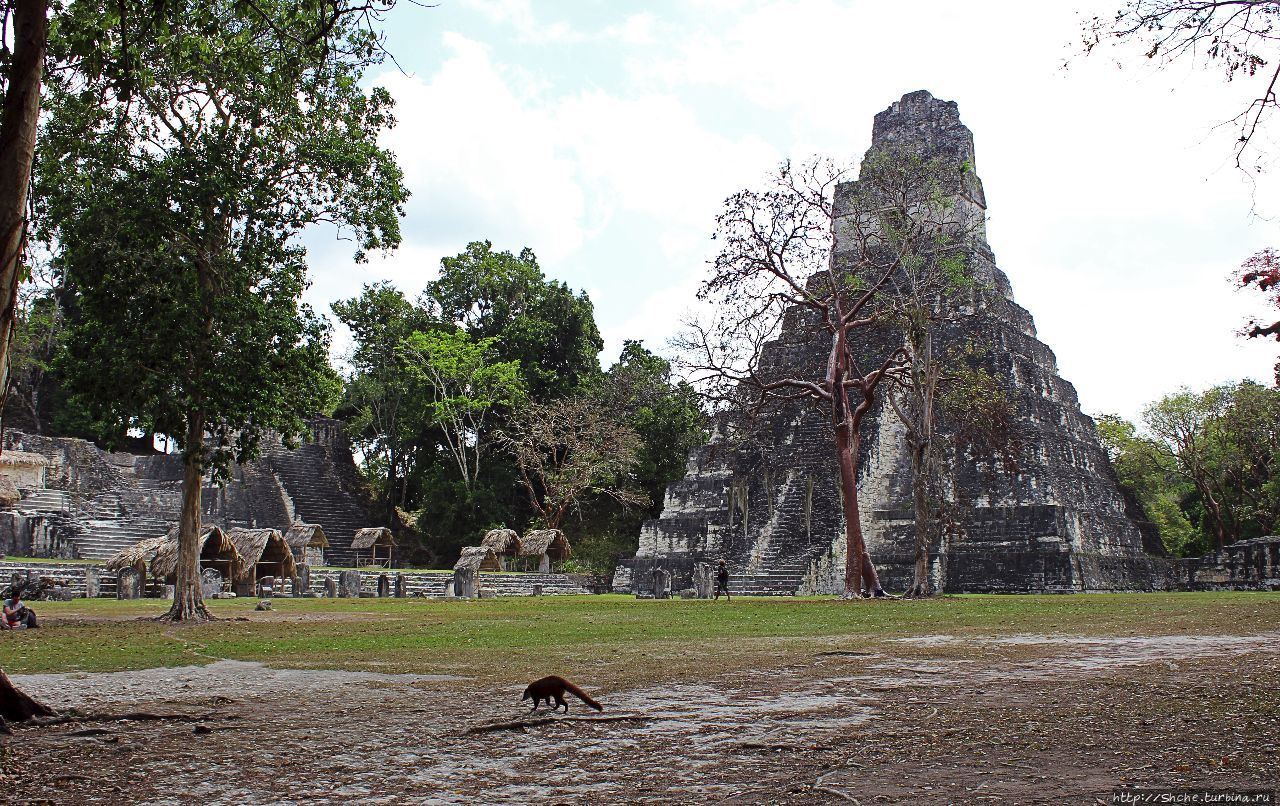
[2,588,36,629]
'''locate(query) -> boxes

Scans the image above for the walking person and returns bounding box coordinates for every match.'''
[714,559,731,601]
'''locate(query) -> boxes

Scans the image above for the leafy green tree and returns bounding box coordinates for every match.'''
[40,0,406,621]
[1143,382,1280,549]
[568,341,707,576]
[600,341,707,511]
[333,282,430,519]
[1096,413,1200,556]
[400,328,525,495]
[426,241,603,399]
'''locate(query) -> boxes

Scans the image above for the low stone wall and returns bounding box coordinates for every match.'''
[0,560,592,598]
[298,568,590,598]
[1,560,100,598]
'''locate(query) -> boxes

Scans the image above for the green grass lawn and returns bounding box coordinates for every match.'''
[2,592,1278,684]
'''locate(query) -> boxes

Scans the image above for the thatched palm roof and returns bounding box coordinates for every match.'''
[150,525,236,579]
[519,529,571,559]
[227,527,297,582]
[105,534,168,571]
[0,450,48,468]
[284,523,329,550]
[480,528,520,555]
[454,545,499,573]
[352,526,395,550]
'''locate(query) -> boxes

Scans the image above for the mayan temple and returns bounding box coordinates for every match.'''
[614,90,1165,596]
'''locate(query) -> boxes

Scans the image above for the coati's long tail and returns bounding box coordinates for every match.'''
[560,678,604,711]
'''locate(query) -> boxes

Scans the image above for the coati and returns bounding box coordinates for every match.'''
[521,675,603,713]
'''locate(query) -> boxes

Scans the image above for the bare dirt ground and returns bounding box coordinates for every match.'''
[3,629,1277,804]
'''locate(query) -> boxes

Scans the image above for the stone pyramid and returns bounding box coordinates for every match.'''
[615,90,1164,595]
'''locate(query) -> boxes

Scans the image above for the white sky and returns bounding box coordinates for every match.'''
[303,0,1280,424]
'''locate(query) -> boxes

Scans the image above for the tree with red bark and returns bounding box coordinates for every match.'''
[1238,247,1280,383]
[679,154,975,598]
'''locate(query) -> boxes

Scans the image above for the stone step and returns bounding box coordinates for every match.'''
[17,488,72,512]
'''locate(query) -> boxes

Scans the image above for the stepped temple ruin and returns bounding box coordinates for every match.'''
[0,418,593,599]
[616,90,1173,596]
[0,418,376,567]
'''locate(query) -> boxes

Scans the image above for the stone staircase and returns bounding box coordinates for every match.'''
[74,517,173,561]
[260,439,372,568]
[727,558,810,596]
[18,488,71,512]
[16,484,178,561]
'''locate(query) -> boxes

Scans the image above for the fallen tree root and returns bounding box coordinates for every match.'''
[466,714,652,735]
[0,668,55,729]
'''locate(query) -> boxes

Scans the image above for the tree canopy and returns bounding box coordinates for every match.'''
[1104,382,1280,555]
[37,0,407,619]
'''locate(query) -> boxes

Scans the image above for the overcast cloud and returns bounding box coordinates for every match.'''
[304,0,1279,424]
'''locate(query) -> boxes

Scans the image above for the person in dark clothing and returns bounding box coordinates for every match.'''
[714,559,731,601]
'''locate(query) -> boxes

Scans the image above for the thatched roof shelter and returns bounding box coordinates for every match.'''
[519,529,571,560]
[352,526,395,567]
[284,523,328,551]
[150,525,236,581]
[227,527,297,583]
[283,523,328,565]
[454,545,499,573]
[105,535,167,572]
[0,450,47,489]
[352,527,395,550]
[481,528,520,553]
[479,528,520,570]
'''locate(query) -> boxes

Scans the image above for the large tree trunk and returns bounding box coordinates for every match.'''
[905,439,935,597]
[904,331,941,598]
[836,413,865,596]
[386,442,398,526]
[835,389,883,597]
[0,0,48,410]
[162,410,212,622]
[0,666,54,727]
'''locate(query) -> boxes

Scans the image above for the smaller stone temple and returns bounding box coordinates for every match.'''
[0,418,379,565]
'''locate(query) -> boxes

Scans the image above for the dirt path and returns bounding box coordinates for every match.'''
[4,633,1277,804]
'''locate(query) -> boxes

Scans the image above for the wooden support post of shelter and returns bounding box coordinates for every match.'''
[352,527,395,568]
[227,528,297,597]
